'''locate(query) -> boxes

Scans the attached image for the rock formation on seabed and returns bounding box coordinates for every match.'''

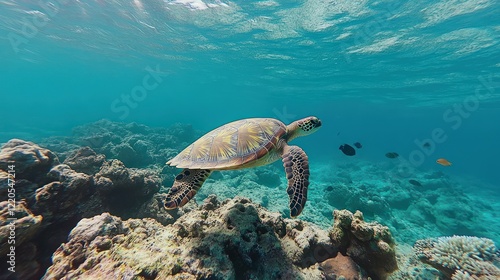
[0,139,161,280]
[43,196,397,280]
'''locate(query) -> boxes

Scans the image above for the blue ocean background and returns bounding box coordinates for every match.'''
[1,0,499,250]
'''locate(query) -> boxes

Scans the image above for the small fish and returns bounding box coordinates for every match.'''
[409,179,422,187]
[422,142,431,149]
[436,158,452,166]
[353,142,362,149]
[339,144,356,156]
[385,152,399,159]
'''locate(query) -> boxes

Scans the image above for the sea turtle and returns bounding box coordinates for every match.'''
[164,116,322,217]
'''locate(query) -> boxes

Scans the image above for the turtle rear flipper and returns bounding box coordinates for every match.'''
[164,169,212,209]
[282,145,310,217]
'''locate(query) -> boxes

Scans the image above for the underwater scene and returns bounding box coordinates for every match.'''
[1,0,499,279]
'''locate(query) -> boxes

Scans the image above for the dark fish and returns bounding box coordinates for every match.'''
[409,179,422,187]
[385,152,399,159]
[353,142,362,149]
[339,144,356,156]
[422,142,431,149]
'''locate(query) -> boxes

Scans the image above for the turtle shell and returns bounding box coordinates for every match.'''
[167,118,287,170]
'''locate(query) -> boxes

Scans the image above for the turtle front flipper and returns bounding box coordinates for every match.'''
[164,169,212,209]
[281,145,310,217]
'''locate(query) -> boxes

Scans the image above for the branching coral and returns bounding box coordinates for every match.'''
[414,235,500,279]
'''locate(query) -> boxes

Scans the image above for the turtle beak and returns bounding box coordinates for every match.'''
[312,118,322,127]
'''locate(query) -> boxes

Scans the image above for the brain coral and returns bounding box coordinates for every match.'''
[414,235,500,279]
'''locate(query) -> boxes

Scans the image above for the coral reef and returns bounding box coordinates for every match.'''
[36,121,500,243]
[29,159,161,225]
[329,209,398,280]
[33,164,95,223]
[0,201,43,256]
[0,201,43,280]
[1,120,498,280]
[414,235,500,279]
[135,193,186,225]
[43,196,337,279]
[0,140,162,279]
[317,160,499,246]
[63,146,105,175]
[93,159,161,214]
[0,139,59,182]
[41,120,197,168]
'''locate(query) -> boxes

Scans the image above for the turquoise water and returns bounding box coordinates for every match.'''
[2,0,499,185]
[1,0,499,242]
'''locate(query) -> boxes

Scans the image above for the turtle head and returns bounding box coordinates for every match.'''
[287,116,322,141]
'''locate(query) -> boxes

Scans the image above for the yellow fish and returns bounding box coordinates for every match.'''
[436,158,452,166]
